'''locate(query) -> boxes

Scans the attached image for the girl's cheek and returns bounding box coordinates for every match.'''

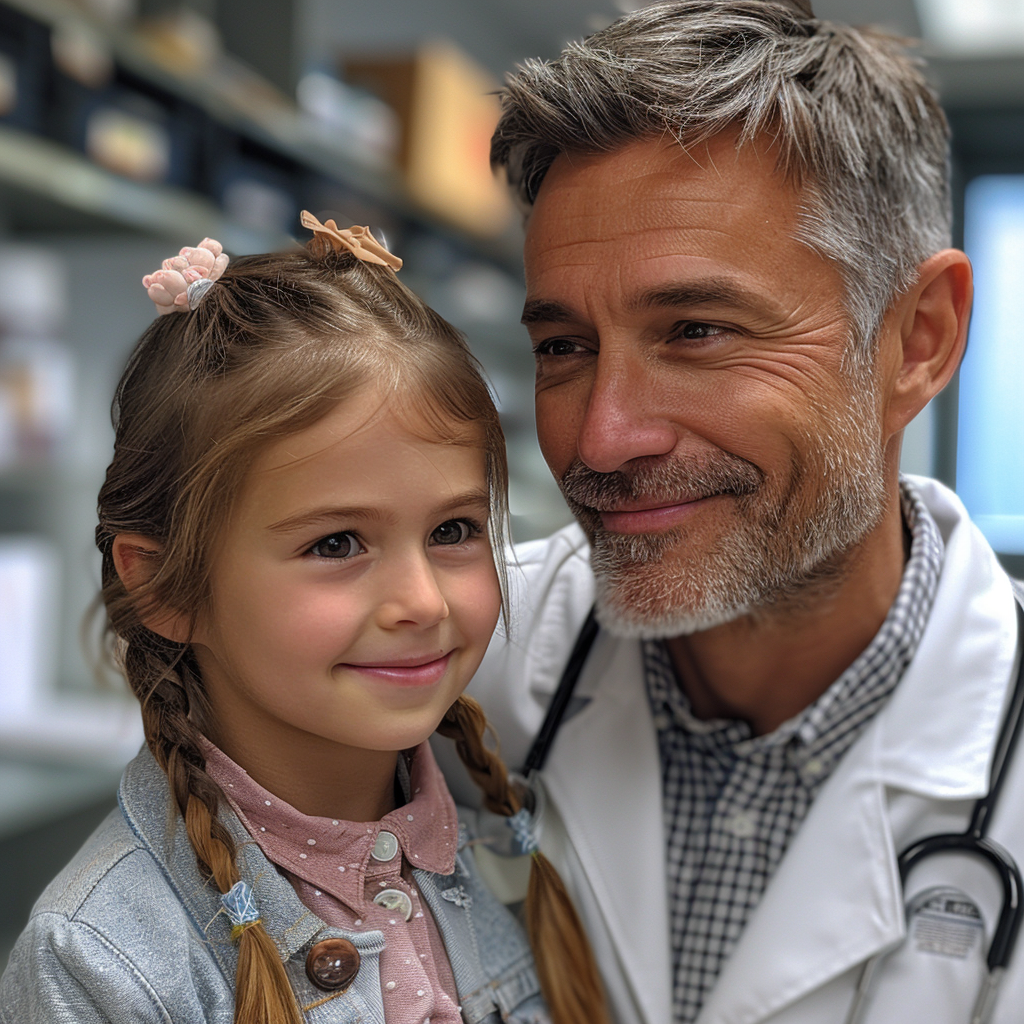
[466,566,503,638]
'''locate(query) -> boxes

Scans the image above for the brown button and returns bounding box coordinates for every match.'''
[305,937,360,992]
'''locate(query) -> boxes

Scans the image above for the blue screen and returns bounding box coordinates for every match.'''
[958,175,1024,554]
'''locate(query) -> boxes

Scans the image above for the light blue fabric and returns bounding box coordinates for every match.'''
[0,747,548,1024]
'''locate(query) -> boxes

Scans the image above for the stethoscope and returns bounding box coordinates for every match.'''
[521,600,1024,1024]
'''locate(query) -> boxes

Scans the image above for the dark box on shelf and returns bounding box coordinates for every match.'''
[0,6,53,133]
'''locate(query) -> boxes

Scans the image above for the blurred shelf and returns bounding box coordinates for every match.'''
[0,0,523,271]
[0,461,100,492]
[0,123,288,250]
[0,695,144,779]
[930,54,1024,107]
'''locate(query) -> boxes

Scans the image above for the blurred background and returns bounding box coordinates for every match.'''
[0,0,1023,971]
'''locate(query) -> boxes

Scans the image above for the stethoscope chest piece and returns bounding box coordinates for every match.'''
[906,887,986,961]
[846,886,995,1024]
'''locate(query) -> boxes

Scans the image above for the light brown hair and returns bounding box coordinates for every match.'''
[96,241,608,1023]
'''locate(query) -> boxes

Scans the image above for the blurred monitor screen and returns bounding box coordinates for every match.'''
[958,175,1024,555]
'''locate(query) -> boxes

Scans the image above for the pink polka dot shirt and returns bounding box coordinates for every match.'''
[203,740,463,1023]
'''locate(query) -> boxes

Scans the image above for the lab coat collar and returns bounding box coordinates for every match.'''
[874,477,1018,798]
[696,477,1019,1024]
[542,628,674,1024]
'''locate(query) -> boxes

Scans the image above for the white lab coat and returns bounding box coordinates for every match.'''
[436,477,1024,1024]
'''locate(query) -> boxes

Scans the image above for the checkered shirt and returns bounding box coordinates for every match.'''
[645,480,945,1023]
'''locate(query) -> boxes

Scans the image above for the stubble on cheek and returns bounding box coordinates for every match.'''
[556,382,888,638]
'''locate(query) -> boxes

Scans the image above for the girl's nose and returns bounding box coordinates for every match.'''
[376,554,450,629]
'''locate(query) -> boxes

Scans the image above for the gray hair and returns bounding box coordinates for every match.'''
[491,0,952,364]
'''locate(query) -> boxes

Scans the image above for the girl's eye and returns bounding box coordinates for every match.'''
[430,519,476,546]
[310,533,363,559]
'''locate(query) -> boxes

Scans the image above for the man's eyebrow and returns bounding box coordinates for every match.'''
[267,489,492,534]
[628,280,772,317]
[521,299,577,326]
[522,281,781,327]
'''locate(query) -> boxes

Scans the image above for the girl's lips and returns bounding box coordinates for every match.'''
[598,495,713,534]
[340,652,452,687]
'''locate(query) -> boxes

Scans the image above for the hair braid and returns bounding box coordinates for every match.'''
[139,678,304,1024]
[439,696,611,1024]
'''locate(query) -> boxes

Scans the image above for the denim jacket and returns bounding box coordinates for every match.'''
[0,748,547,1024]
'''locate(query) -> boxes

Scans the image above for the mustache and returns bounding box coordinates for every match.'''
[559,451,763,515]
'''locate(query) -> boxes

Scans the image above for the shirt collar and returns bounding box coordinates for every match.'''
[202,740,459,905]
[646,478,944,772]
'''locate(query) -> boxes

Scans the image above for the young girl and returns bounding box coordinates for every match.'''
[0,219,608,1024]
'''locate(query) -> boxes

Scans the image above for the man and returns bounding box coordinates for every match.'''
[437,2,1024,1023]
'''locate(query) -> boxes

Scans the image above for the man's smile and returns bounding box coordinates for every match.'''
[597,495,717,534]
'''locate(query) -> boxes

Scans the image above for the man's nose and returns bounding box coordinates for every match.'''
[576,356,678,473]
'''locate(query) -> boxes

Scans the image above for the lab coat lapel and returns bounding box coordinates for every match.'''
[696,722,905,1024]
[543,632,673,1024]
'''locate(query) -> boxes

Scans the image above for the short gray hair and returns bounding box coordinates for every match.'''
[491,0,952,363]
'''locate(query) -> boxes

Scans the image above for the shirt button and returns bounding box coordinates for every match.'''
[725,811,757,839]
[371,830,400,862]
[305,937,360,991]
[804,757,825,778]
[374,888,414,921]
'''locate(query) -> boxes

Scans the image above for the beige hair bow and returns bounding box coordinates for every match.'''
[300,211,403,271]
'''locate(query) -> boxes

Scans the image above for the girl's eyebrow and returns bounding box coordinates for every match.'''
[267,489,491,534]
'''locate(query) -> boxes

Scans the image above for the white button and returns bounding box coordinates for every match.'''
[374,888,413,921]
[371,831,399,861]
[804,757,825,778]
[725,811,757,839]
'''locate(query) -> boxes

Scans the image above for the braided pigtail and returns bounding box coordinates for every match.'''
[139,669,304,1024]
[437,696,611,1024]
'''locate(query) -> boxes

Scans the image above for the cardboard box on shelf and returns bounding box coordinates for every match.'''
[345,41,511,238]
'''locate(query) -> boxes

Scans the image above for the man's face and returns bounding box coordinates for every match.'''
[522,135,889,637]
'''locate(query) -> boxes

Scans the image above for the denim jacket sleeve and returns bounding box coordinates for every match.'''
[2,911,178,1024]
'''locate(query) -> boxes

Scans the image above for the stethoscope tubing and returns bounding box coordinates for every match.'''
[898,833,1022,971]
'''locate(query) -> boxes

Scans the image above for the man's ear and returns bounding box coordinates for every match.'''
[111,533,190,644]
[883,248,972,437]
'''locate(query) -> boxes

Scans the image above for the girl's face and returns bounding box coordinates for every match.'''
[190,387,502,771]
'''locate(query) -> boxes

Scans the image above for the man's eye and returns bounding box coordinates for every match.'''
[533,338,583,357]
[430,519,476,546]
[310,533,362,559]
[675,321,726,340]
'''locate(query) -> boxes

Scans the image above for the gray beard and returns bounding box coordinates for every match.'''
[558,394,888,639]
